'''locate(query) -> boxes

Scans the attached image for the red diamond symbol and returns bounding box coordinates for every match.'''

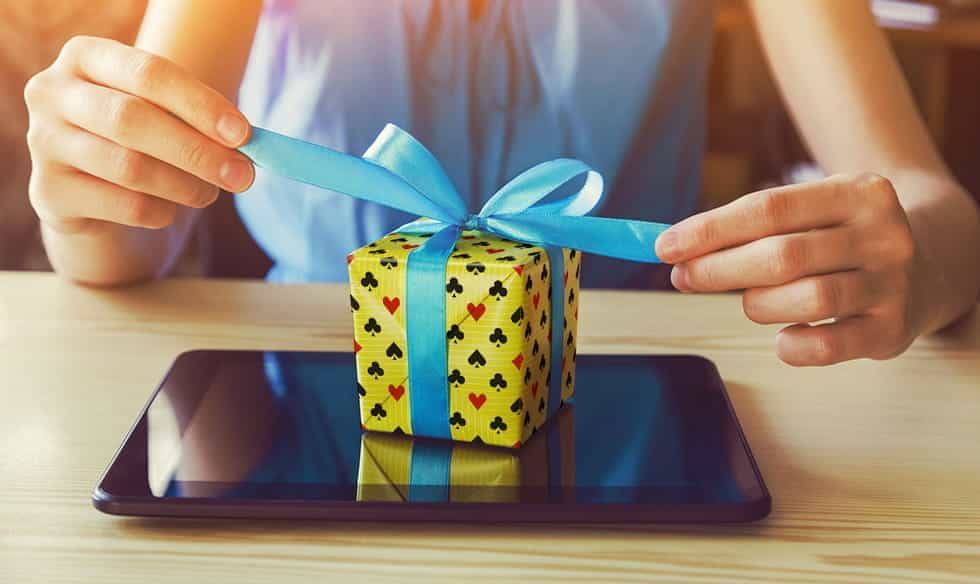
[512,353,524,369]
[354,340,362,353]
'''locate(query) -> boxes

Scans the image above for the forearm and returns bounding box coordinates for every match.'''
[896,172,980,334]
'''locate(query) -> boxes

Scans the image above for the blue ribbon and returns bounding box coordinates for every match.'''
[241,125,669,440]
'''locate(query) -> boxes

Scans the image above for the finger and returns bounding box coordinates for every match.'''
[656,177,855,264]
[57,36,250,147]
[58,80,254,192]
[777,316,892,366]
[742,270,884,325]
[34,168,178,230]
[672,227,860,292]
[44,122,219,208]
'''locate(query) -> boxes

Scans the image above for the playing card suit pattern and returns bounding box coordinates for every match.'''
[348,228,581,448]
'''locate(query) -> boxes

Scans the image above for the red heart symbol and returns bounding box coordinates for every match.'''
[467,302,486,321]
[346,254,354,265]
[402,244,420,250]
[531,382,539,397]
[512,441,522,449]
[564,270,569,285]
[383,296,400,314]
[354,340,362,353]
[388,384,405,401]
[513,265,524,276]
[532,292,541,308]
[512,353,524,369]
[462,235,476,240]
[548,330,552,343]
[468,392,487,409]
[486,248,504,254]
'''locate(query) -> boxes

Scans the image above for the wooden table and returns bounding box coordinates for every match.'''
[1,272,978,583]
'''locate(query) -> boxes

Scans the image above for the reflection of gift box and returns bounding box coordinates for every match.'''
[349,229,580,448]
[357,407,575,503]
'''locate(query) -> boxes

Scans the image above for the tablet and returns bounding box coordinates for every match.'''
[93,351,770,523]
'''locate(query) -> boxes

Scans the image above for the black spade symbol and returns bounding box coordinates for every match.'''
[371,403,387,419]
[360,272,379,290]
[548,285,553,300]
[523,368,531,383]
[446,324,465,343]
[418,233,434,238]
[465,261,486,274]
[541,263,549,281]
[472,241,491,247]
[568,289,576,304]
[539,355,547,371]
[385,342,403,360]
[546,371,552,386]
[523,411,531,426]
[489,327,507,346]
[524,323,532,339]
[566,372,573,387]
[390,237,408,243]
[525,276,533,291]
[357,382,367,397]
[569,249,577,259]
[380,256,398,270]
[446,277,463,297]
[567,331,574,347]
[538,397,546,412]
[496,255,516,262]
[467,350,487,368]
[531,252,542,264]
[531,339,540,356]
[364,317,382,336]
[510,307,524,323]
[489,416,508,433]
[449,412,467,428]
[510,398,524,413]
[540,310,548,327]
[452,253,472,259]
[488,280,508,299]
[515,243,534,249]
[448,369,466,386]
[368,248,388,255]
[576,263,581,277]
[471,436,485,445]
[367,361,385,379]
[392,426,405,435]
[563,316,568,329]
[350,295,360,311]
[490,372,508,390]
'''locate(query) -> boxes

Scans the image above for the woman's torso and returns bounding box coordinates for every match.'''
[236,0,716,287]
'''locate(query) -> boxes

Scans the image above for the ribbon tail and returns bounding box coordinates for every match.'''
[486,214,671,263]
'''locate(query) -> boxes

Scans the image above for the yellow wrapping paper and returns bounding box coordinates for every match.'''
[349,229,580,448]
[357,407,575,503]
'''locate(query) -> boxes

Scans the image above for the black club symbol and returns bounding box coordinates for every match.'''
[448,369,466,386]
[530,251,542,264]
[472,241,490,247]
[467,350,486,368]
[489,327,507,347]
[350,295,360,311]
[380,256,398,270]
[510,398,523,413]
[364,317,381,336]
[495,255,517,262]
[510,307,524,323]
[452,253,471,259]
[449,411,467,428]
[515,243,534,249]
[489,416,508,433]
[446,324,465,343]
[367,361,385,379]
[488,280,508,300]
[390,237,408,243]
[371,403,387,419]
[361,272,379,290]
[466,261,486,274]
[368,248,388,255]
[385,342,403,360]
[446,277,464,297]
[489,373,507,390]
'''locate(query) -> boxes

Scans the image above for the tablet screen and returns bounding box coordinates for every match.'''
[98,351,767,514]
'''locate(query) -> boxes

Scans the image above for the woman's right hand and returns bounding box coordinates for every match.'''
[24,36,255,234]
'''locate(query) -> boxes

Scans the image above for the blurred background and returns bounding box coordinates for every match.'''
[0,0,978,274]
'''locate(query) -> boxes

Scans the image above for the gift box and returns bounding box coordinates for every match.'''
[357,406,575,503]
[349,229,580,448]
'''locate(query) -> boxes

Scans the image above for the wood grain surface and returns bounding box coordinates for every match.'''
[1,272,978,583]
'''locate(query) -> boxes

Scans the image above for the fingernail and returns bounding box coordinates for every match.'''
[216,114,250,147]
[219,158,254,192]
[656,230,679,260]
[671,264,688,291]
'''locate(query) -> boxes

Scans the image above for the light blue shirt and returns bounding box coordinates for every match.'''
[236,0,716,287]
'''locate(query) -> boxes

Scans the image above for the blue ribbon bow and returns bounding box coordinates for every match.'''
[241,124,669,441]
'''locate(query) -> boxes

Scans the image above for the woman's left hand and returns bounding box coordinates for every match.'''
[655,173,923,366]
